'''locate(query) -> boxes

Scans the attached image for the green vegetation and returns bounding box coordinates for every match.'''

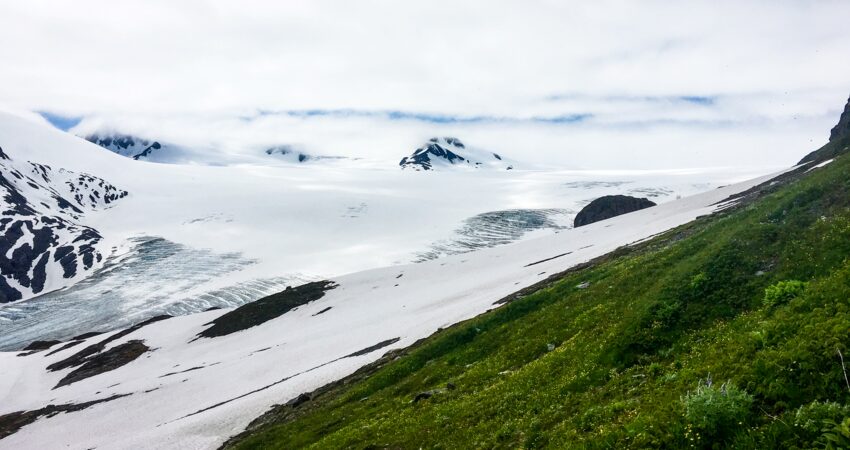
[226,141,850,449]
[763,280,808,309]
[681,378,753,443]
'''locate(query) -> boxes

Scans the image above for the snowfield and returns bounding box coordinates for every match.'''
[0,111,770,349]
[0,161,785,449]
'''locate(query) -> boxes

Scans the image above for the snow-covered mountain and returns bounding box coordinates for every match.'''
[0,145,127,302]
[399,137,514,170]
[0,166,786,449]
[84,133,165,161]
[0,111,768,352]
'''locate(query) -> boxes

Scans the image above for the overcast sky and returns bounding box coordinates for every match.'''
[1,1,848,168]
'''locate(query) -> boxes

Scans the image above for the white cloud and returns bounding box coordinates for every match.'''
[0,0,848,168]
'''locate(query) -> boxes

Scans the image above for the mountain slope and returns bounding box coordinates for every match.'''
[0,146,127,302]
[0,160,780,448]
[221,132,850,448]
[1,111,747,351]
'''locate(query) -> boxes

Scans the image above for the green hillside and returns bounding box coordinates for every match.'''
[225,135,850,449]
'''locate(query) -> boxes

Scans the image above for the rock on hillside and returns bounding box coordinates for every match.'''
[830,95,850,142]
[574,195,656,227]
[799,94,850,164]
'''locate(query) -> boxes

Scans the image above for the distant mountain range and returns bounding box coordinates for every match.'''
[83,132,516,171]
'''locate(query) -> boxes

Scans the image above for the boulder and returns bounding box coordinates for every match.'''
[574,195,656,227]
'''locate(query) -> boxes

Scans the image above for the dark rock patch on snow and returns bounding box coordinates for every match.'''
[44,340,85,357]
[21,339,60,351]
[54,340,150,389]
[47,315,171,372]
[71,331,104,341]
[312,306,332,316]
[159,365,206,378]
[524,251,573,267]
[574,195,656,227]
[198,280,337,339]
[344,337,401,358]
[0,394,130,440]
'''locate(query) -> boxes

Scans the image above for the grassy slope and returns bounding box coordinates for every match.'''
[227,140,850,449]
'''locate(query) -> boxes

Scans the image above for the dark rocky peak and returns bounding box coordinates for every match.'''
[798,95,850,165]
[84,133,163,160]
[87,134,144,150]
[400,137,509,171]
[830,95,850,142]
[574,195,656,227]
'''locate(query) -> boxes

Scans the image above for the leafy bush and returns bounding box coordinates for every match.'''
[682,377,753,441]
[763,280,807,308]
[818,417,850,449]
[793,401,850,434]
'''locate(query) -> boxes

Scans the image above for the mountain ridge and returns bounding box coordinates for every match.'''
[399,137,513,171]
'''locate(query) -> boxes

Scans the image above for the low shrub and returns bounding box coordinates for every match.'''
[763,280,807,308]
[682,377,753,442]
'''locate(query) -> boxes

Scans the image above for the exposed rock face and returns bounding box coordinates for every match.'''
[799,95,850,164]
[399,137,510,171]
[85,133,163,160]
[54,340,150,389]
[0,147,128,302]
[574,195,656,227]
[0,394,130,440]
[830,96,850,142]
[198,280,337,338]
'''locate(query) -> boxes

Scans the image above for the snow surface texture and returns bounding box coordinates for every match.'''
[0,111,768,349]
[0,165,784,449]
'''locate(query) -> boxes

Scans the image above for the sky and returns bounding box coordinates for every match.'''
[0,0,848,169]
